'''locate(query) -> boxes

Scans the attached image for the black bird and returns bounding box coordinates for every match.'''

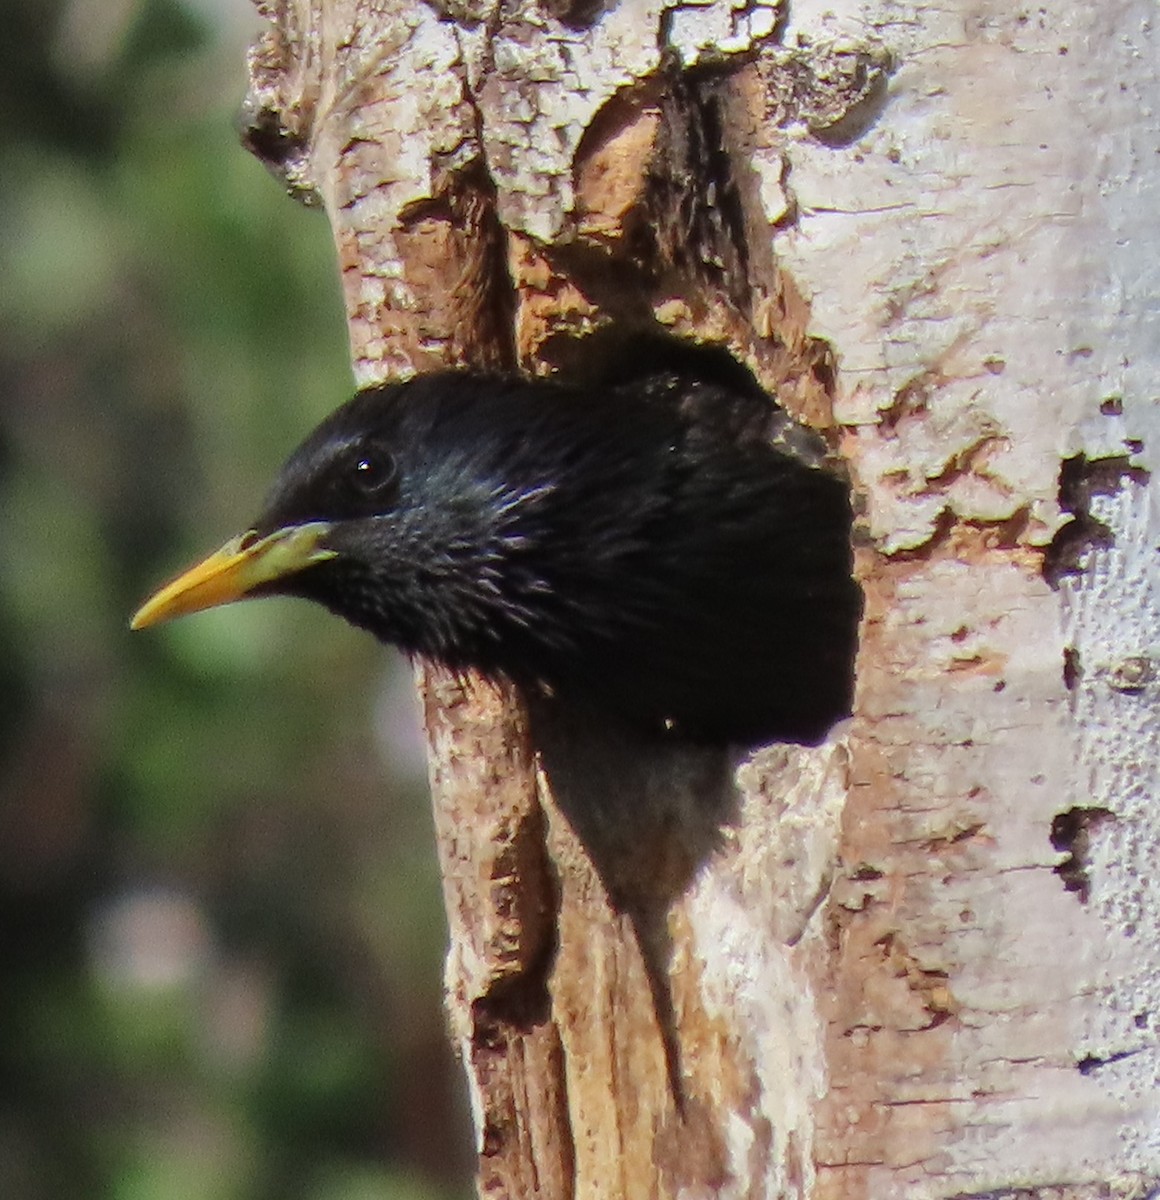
[132,367,861,745]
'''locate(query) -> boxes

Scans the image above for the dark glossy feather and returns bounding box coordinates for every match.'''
[254,369,861,745]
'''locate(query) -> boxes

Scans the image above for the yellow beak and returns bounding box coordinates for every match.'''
[131,522,337,630]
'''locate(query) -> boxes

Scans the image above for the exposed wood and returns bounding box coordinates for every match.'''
[244,0,1160,1195]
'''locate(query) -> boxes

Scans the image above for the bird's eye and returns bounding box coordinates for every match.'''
[351,449,397,496]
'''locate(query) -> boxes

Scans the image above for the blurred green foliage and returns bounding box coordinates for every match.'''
[0,2,469,1197]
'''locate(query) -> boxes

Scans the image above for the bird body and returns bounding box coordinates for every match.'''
[134,367,860,746]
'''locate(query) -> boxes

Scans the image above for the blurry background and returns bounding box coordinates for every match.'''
[0,1,470,1196]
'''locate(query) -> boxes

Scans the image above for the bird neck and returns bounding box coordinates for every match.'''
[313,476,560,670]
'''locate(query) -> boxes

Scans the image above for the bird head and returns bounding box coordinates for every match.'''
[131,377,555,661]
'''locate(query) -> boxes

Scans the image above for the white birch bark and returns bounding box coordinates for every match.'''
[245,0,1160,1194]
[772,3,1160,1192]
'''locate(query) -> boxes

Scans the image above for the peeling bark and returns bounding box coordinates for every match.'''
[244,0,1160,1196]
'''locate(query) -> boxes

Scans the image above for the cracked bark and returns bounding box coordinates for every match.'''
[244,1,1160,1197]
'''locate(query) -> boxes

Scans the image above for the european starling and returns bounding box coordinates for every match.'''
[132,367,860,745]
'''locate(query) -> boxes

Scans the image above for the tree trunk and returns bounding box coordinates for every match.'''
[243,0,1160,1196]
